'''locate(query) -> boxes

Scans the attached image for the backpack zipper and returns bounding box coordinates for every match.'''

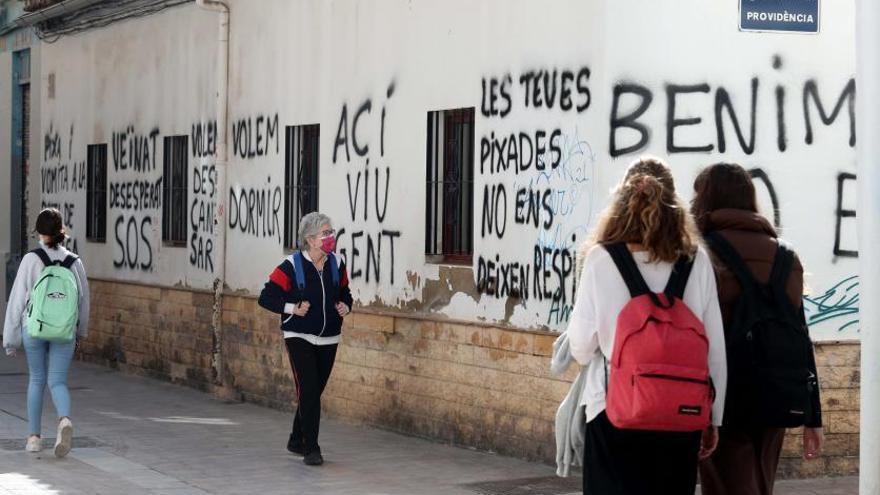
[317,266,327,337]
[639,373,709,386]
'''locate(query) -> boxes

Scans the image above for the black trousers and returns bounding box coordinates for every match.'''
[284,337,338,454]
[584,411,702,495]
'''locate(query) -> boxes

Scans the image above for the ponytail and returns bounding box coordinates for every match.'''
[585,157,698,263]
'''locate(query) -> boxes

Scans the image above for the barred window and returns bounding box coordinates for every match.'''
[162,135,188,246]
[284,124,320,250]
[86,144,107,242]
[425,108,474,263]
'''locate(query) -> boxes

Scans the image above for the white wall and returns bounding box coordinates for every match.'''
[40,5,217,287]
[38,0,858,341]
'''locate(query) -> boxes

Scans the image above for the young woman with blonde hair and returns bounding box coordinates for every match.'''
[567,157,727,495]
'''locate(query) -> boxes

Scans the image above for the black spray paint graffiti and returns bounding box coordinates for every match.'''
[112,126,160,172]
[113,216,154,271]
[334,81,402,285]
[835,172,857,258]
[41,123,84,252]
[748,168,780,228]
[41,161,86,196]
[191,164,217,272]
[44,123,63,162]
[110,126,161,272]
[481,68,591,117]
[192,120,217,158]
[609,56,856,157]
[477,66,594,324]
[42,124,86,195]
[742,167,857,259]
[228,178,282,243]
[476,240,578,306]
[232,114,279,159]
[190,120,217,272]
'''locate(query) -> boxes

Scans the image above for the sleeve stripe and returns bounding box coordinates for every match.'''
[269,267,292,292]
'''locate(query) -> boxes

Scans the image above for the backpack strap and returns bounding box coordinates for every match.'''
[664,255,695,300]
[327,253,340,287]
[768,241,794,291]
[604,243,674,308]
[603,243,650,298]
[768,241,797,311]
[292,252,307,291]
[29,248,54,268]
[60,254,79,270]
[705,232,760,293]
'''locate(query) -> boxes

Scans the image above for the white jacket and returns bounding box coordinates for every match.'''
[567,246,727,426]
[552,331,594,477]
[3,244,90,353]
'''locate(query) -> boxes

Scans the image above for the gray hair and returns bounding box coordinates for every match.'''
[298,212,333,251]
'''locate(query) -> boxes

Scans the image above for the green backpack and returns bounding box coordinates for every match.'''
[26,249,79,343]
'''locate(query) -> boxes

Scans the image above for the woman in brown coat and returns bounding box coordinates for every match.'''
[691,163,823,495]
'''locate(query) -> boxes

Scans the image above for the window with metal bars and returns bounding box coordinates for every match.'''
[425,107,475,263]
[86,144,107,242]
[284,124,320,250]
[162,135,188,246]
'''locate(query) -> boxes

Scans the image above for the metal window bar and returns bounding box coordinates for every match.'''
[425,111,442,256]
[442,108,474,260]
[284,127,296,249]
[425,108,474,261]
[284,124,320,251]
[86,144,107,241]
[300,125,320,226]
[425,112,435,255]
[163,136,188,245]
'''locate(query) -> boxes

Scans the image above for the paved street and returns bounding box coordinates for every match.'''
[0,358,858,495]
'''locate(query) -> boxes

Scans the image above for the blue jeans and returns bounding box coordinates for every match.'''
[22,331,74,435]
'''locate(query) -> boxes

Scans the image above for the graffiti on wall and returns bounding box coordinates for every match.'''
[606,55,859,337]
[608,56,858,257]
[477,67,597,326]
[228,177,283,243]
[228,112,283,244]
[41,122,84,253]
[608,56,855,157]
[190,120,217,272]
[232,113,279,160]
[110,125,161,271]
[334,81,402,285]
[804,276,860,333]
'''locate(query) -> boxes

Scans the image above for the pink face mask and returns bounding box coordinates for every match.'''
[320,235,337,254]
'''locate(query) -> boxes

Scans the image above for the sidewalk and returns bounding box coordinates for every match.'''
[0,357,858,495]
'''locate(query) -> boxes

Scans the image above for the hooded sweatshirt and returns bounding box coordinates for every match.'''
[3,244,90,353]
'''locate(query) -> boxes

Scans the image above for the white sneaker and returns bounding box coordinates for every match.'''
[54,418,73,458]
[25,436,42,453]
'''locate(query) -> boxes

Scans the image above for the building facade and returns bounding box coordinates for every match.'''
[2,0,860,477]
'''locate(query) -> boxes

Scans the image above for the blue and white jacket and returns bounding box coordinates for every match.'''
[258,251,353,342]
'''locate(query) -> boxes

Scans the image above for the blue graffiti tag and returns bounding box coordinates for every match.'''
[802,275,859,333]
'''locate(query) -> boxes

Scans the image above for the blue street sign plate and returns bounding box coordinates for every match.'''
[740,0,820,34]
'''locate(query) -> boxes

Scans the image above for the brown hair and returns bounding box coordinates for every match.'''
[582,157,699,266]
[35,208,67,249]
[690,163,759,233]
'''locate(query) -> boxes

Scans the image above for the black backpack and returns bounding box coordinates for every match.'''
[705,232,817,428]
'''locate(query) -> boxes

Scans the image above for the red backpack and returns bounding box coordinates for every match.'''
[603,243,714,432]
